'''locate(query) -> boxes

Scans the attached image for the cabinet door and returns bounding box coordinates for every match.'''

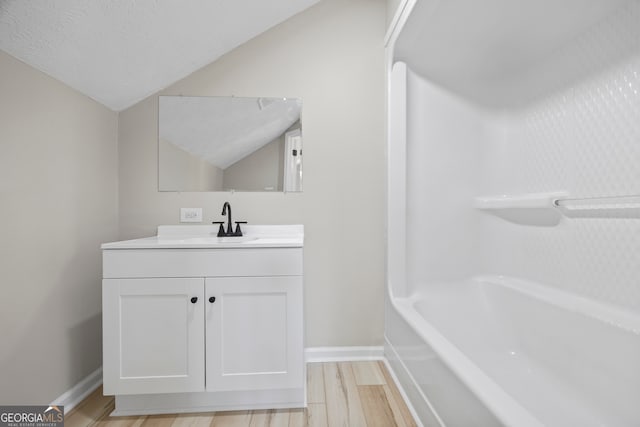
[103,278,205,395]
[205,276,303,392]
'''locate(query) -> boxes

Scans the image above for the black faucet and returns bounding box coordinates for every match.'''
[212,202,246,237]
[221,201,233,235]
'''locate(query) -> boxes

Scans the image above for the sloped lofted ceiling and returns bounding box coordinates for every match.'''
[0,0,320,111]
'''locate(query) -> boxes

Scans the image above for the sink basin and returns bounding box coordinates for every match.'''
[101,225,303,249]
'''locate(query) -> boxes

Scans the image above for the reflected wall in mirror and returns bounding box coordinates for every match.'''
[159,96,303,192]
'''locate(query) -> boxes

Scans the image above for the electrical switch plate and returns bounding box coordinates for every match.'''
[180,207,203,223]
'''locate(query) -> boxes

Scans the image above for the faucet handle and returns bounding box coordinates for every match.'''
[212,221,225,237]
[234,221,247,236]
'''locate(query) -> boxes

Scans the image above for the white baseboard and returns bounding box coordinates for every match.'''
[304,346,384,363]
[49,347,383,413]
[51,367,103,413]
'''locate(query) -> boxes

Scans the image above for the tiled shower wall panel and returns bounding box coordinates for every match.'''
[480,1,640,310]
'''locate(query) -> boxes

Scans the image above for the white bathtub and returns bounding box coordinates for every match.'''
[386,277,640,426]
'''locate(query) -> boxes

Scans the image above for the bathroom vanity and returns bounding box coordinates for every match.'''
[101,225,304,416]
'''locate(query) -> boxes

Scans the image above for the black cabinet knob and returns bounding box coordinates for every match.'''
[190,297,198,304]
[209,296,216,303]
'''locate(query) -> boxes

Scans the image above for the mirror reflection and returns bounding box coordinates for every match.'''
[159,96,303,192]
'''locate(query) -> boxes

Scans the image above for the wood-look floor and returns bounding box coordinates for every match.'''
[65,361,417,427]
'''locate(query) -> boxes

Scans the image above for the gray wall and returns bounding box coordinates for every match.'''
[159,138,224,191]
[118,0,387,347]
[223,136,284,191]
[0,50,118,403]
[0,0,386,405]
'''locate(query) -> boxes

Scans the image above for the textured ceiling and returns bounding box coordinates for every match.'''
[0,0,319,111]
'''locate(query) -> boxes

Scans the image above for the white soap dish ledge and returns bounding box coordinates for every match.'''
[474,192,567,226]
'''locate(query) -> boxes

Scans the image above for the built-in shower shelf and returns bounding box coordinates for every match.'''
[474,192,567,226]
[474,193,566,210]
[475,193,640,222]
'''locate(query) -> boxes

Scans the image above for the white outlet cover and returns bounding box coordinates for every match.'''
[180,208,203,223]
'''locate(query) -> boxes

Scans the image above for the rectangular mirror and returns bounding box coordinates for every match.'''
[159,95,303,192]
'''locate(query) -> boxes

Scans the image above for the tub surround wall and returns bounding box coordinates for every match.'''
[392,0,631,108]
[480,1,640,310]
[386,0,640,425]
[0,50,119,404]
[405,68,485,290]
[386,0,405,29]
[118,0,387,348]
[393,0,640,307]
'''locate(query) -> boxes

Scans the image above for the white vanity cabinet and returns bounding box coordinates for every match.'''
[102,277,206,395]
[101,225,304,416]
[205,276,303,392]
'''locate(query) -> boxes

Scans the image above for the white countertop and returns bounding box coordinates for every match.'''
[101,224,304,249]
